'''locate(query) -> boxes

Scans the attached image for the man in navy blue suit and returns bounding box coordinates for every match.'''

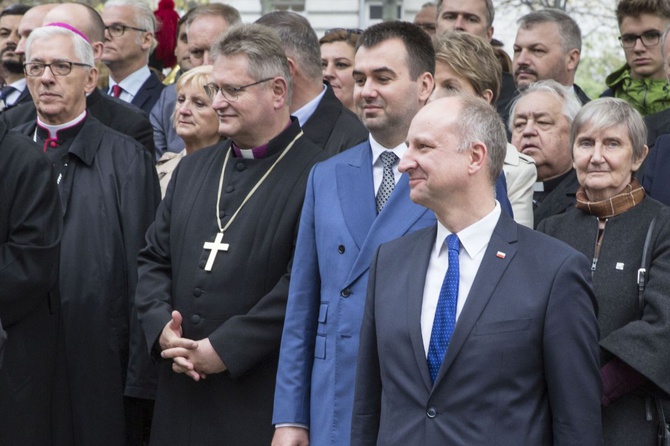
[102,0,164,115]
[351,95,602,445]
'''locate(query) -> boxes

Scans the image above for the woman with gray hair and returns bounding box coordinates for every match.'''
[539,97,670,445]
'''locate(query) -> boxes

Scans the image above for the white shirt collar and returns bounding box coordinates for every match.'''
[292,84,327,127]
[9,78,26,91]
[369,133,408,163]
[434,202,502,259]
[108,65,151,98]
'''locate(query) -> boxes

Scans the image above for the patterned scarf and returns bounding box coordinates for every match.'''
[575,178,645,218]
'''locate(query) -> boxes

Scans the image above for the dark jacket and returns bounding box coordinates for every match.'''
[13,115,161,445]
[0,121,61,445]
[539,198,670,445]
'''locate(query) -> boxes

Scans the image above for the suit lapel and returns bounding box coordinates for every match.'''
[301,85,338,149]
[346,175,431,285]
[406,226,437,392]
[433,213,519,387]
[336,143,376,249]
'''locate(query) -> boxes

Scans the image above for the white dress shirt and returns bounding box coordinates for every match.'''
[108,65,151,103]
[421,203,502,355]
[292,84,326,127]
[369,134,406,195]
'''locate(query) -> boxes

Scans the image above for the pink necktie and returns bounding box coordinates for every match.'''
[111,84,122,98]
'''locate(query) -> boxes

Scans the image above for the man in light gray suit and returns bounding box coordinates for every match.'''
[351,95,603,446]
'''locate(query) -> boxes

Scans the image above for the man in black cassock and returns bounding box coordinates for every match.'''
[0,119,61,445]
[135,24,326,445]
[14,24,160,445]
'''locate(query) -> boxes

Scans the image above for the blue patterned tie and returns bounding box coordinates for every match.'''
[427,234,460,384]
[376,151,398,213]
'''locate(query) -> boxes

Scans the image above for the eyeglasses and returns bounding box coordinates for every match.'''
[324,28,364,36]
[618,30,662,48]
[105,24,147,37]
[204,77,274,102]
[24,61,91,77]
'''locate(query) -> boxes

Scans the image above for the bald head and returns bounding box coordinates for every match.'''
[16,4,57,55]
[43,3,105,60]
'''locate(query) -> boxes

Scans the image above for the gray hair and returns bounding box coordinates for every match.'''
[210,24,292,105]
[255,11,322,83]
[517,9,581,55]
[436,0,495,28]
[26,25,94,68]
[104,0,156,33]
[185,3,242,31]
[452,95,507,184]
[570,98,648,163]
[508,79,582,132]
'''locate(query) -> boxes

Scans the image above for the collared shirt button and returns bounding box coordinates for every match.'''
[338,245,345,254]
[191,314,201,324]
[426,407,437,418]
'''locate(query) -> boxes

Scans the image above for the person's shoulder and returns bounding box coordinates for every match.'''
[379,224,435,254]
[516,216,586,262]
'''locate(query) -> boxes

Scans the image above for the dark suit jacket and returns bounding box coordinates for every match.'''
[533,169,580,229]
[641,134,670,206]
[351,212,602,446]
[131,70,164,116]
[3,85,32,111]
[302,84,367,157]
[644,107,670,148]
[0,120,61,445]
[0,88,155,156]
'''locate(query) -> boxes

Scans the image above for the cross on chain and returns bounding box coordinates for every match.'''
[203,232,229,271]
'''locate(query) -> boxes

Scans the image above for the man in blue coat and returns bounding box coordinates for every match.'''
[271,22,437,446]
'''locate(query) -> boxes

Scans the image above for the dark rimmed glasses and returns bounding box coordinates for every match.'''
[105,24,147,37]
[618,30,662,48]
[204,77,274,102]
[24,61,92,77]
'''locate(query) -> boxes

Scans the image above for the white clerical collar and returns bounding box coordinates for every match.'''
[369,134,407,164]
[434,202,501,260]
[37,110,87,139]
[292,84,327,127]
[108,65,151,99]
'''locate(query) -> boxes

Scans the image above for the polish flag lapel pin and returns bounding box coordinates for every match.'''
[496,251,506,259]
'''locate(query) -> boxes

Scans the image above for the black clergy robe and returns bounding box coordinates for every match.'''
[0,121,61,445]
[136,118,326,445]
[12,115,161,445]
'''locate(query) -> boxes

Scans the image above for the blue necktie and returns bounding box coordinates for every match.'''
[0,85,16,109]
[427,234,460,384]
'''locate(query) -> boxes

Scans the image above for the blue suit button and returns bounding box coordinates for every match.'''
[340,288,351,297]
[191,314,201,324]
[338,245,345,254]
[426,407,437,418]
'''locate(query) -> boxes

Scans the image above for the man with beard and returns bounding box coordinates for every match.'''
[497,9,589,133]
[0,4,31,111]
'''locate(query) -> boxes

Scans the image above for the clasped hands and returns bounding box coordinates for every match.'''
[159,310,227,381]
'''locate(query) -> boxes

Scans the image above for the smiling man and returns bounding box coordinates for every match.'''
[135,24,325,446]
[603,0,670,116]
[351,94,601,446]
[14,23,160,446]
[510,80,583,228]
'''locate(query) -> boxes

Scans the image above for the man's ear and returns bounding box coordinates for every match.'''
[468,141,488,176]
[566,49,580,73]
[85,66,99,94]
[418,72,434,104]
[271,76,289,109]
